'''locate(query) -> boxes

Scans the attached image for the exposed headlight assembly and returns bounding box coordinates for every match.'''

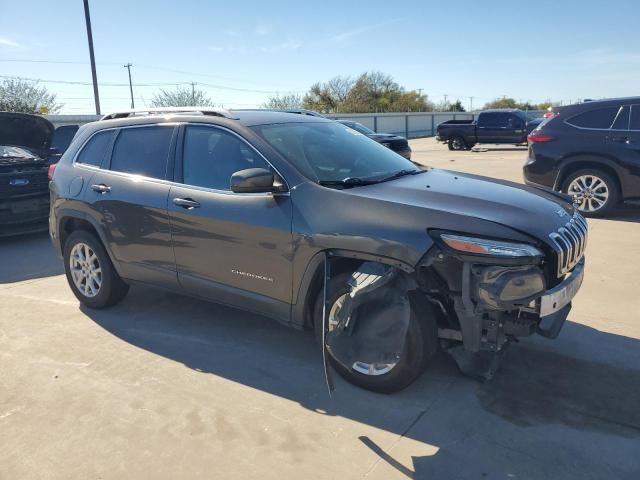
[438,234,543,258]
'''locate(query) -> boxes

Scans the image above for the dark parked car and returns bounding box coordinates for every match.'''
[436,109,543,150]
[50,107,587,392]
[0,112,77,237]
[524,97,640,217]
[337,120,412,159]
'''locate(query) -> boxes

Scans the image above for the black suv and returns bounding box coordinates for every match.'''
[50,107,587,392]
[524,97,640,217]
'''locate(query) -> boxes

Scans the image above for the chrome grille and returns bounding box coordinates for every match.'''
[548,212,588,277]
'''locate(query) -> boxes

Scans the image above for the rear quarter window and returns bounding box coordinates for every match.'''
[566,106,620,129]
[76,130,115,167]
[109,126,174,179]
[630,105,640,130]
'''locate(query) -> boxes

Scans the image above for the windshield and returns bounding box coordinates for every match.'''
[252,121,418,184]
[345,121,375,135]
[0,146,37,159]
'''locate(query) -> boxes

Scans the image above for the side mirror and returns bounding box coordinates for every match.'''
[230,168,280,194]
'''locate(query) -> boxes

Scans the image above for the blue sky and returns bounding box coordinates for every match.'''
[1,0,639,114]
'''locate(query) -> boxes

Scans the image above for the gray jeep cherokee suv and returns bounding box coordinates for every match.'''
[50,107,587,392]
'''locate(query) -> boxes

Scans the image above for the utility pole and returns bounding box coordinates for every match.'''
[124,63,134,109]
[443,94,448,104]
[83,0,100,115]
[191,82,196,105]
[469,96,474,112]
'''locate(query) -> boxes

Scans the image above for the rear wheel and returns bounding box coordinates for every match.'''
[63,230,129,309]
[562,169,619,218]
[448,136,468,151]
[313,272,438,393]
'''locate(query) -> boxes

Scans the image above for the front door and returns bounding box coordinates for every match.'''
[85,124,178,288]
[167,124,293,319]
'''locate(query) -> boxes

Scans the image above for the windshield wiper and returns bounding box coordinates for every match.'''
[318,177,378,188]
[377,169,425,183]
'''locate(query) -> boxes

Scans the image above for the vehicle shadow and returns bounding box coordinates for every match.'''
[0,232,63,283]
[82,285,640,479]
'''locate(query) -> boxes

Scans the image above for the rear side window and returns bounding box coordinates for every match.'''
[109,126,174,179]
[631,105,640,130]
[611,106,630,130]
[566,106,619,129]
[76,130,115,167]
[478,112,510,128]
[182,126,269,191]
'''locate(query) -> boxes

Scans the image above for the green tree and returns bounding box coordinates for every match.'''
[0,78,62,114]
[303,72,432,113]
[450,99,466,112]
[150,85,213,107]
[262,94,303,109]
[483,97,519,109]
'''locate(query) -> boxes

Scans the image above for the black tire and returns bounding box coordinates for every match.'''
[313,272,438,393]
[63,230,129,309]
[448,136,468,151]
[561,168,619,218]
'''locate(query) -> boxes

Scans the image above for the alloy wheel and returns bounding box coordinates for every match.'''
[69,242,102,298]
[567,174,610,213]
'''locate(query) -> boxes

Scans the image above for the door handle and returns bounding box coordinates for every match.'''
[173,197,200,209]
[611,136,630,144]
[91,183,111,193]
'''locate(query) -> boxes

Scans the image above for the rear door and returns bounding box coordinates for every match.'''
[85,124,179,288]
[167,124,293,317]
[617,105,640,196]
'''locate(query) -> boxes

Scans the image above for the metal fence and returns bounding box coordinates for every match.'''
[45,111,546,139]
[327,111,546,139]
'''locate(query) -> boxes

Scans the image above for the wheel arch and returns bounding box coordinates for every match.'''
[57,211,124,277]
[557,155,623,195]
[290,250,416,329]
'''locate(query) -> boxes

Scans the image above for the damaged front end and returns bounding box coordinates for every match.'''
[418,230,585,379]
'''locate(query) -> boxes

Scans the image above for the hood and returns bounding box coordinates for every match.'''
[0,112,54,157]
[347,168,576,242]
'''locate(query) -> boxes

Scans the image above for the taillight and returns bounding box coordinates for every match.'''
[48,163,57,181]
[543,112,555,118]
[527,132,555,143]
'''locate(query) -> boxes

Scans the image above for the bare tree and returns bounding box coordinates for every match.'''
[262,94,303,109]
[150,85,214,107]
[0,78,62,114]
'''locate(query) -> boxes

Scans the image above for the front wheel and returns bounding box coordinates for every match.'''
[314,272,438,393]
[562,169,619,218]
[63,230,129,309]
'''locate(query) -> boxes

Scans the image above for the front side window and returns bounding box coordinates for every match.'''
[566,107,620,129]
[252,121,418,184]
[76,130,115,167]
[182,126,269,191]
[109,126,174,179]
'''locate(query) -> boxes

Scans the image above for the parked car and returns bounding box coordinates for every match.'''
[524,97,640,217]
[337,120,412,159]
[0,112,76,237]
[436,109,542,150]
[50,107,587,392]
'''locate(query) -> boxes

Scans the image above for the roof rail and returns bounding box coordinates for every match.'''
[100,106,238,121]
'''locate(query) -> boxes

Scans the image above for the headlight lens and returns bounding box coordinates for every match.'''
[439,234,542,257]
